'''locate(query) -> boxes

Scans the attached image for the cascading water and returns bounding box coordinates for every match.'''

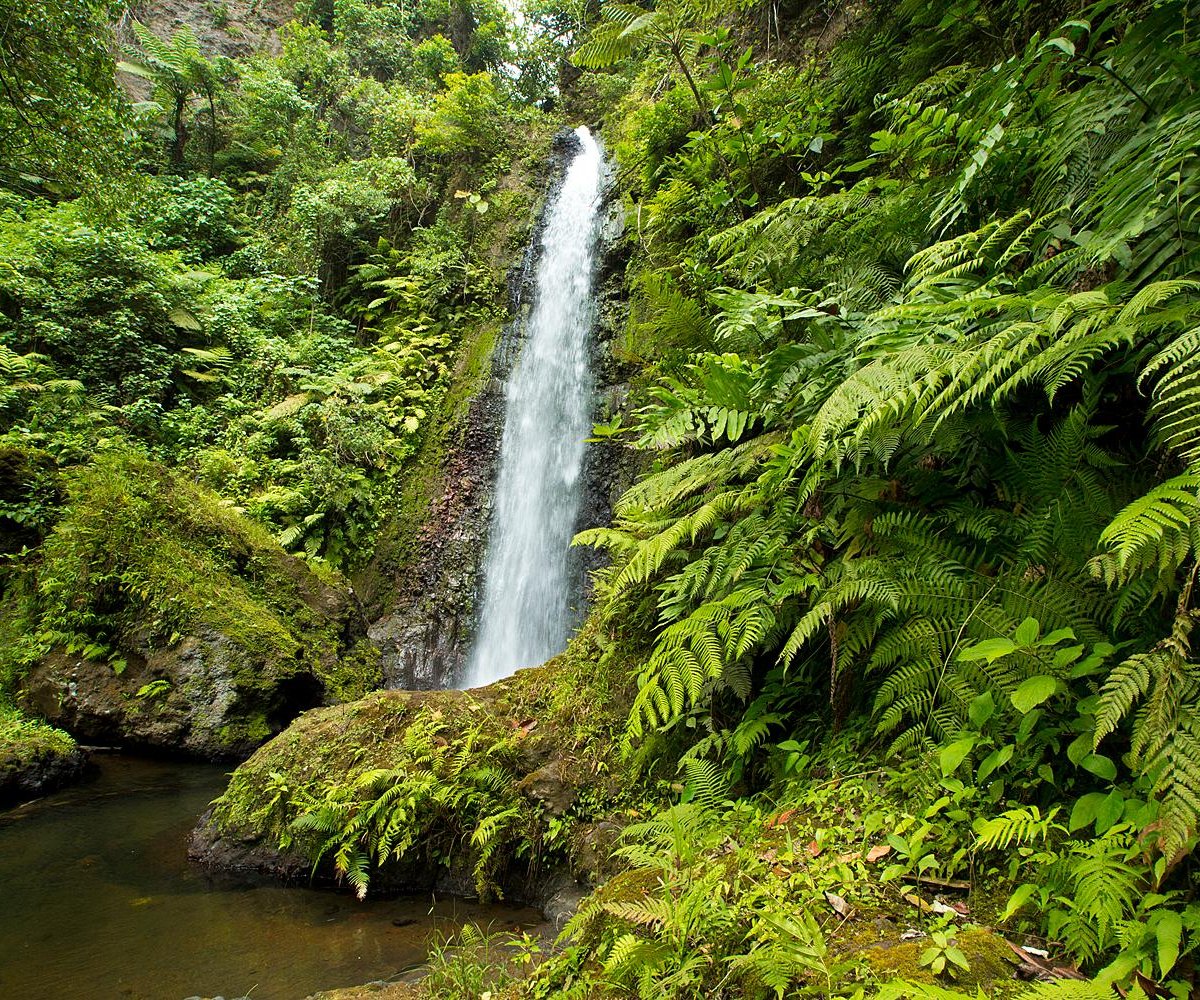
[465,126,606,688]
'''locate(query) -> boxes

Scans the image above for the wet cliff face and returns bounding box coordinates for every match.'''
[116,0,296,63]
[362,129,635,691]
[577,181,640,598]
[364,372,509,690]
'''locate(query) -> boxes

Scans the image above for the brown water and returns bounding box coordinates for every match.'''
[0,755,539,1000]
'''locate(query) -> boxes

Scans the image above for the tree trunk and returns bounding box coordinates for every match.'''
[171,91,188,170]
[207,88,217,175]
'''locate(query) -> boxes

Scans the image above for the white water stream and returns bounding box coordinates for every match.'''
[465,126,605,687]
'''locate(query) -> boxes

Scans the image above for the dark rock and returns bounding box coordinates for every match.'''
[0,744,90,807]
[540,873,589,929]
[22,627,329,761]
[520,759,577,815]
[571,818,625,883]
[187,806,312,882]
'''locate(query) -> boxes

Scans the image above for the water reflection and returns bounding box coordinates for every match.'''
[0,756,538,999]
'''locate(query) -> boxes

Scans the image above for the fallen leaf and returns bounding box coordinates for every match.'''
[866,844,893,863]
[824,890,853,918]
[807,840,823,858]
[766,808,798,829]
[950,900,970,916]
[903,892,936,914]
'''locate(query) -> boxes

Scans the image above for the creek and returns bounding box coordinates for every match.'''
[0,755,539,999]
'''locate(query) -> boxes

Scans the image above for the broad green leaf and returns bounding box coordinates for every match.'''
[1011,675,1057,713]
[940,737,976,777]
[968,691,995,729]
[1069,792,1107,831]
[1095,789,1125,833]
[1014,617,1040,646]
[1157,911,1182,975]
[977,744,1013,782]
[1078,753,1117,781]
[1002,883,1038,921]
[959,638,1017,662]
[1066,731,1092,765]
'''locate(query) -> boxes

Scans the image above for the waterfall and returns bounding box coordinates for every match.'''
[465,126,606,688]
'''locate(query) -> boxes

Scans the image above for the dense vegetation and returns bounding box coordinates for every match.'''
[0,0,558,707]
[3,0,1200,997]
[543,0,1200,993]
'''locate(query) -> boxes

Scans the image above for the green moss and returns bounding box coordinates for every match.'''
[215,712,273,751]
[31,451,346,678]
[0,703,76,760]
[852,928,1016,992]
[323,639,384,703]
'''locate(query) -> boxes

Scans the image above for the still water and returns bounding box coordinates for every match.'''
[0,756,539,999]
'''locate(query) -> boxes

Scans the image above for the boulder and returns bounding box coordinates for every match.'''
[22,628,328,760]
[190,630,633,908]
[0,741,89,806]
[0,708,90,806]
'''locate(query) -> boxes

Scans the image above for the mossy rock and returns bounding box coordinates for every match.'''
[192,625,637,899]
[16,452,370,759]
[0,705,88,805]
[305,984,424,1000]
[845,925,1019,991]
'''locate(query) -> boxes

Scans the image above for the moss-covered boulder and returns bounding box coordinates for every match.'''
[13,452,373,759]
[0,706,88,806]
[191,627,635,902]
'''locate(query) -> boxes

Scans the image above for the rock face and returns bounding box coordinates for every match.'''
[363,370,511,689]
[115,0,297,63]
[362,129,635,690]
[21,628,328,760]
[188,632,633,917]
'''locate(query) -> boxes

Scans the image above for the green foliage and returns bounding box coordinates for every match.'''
[875,980,1147,1000]
[0,201,202,414]
[0,703,76,759]
[416,72,512,162]
[0,0,122,195]
[120,22,235,171]
[28,451,343,670]
[567,0,1200,993]
[292,706,529,898]
[134,176,241,261]
[422,923,547,998]
[918,927,970,979]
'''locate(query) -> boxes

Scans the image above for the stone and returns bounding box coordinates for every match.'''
[0,743,90,806]
[22,626,327,760]
[519,759,577,815]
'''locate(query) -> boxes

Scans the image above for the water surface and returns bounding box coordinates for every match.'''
[0,755,539,999]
